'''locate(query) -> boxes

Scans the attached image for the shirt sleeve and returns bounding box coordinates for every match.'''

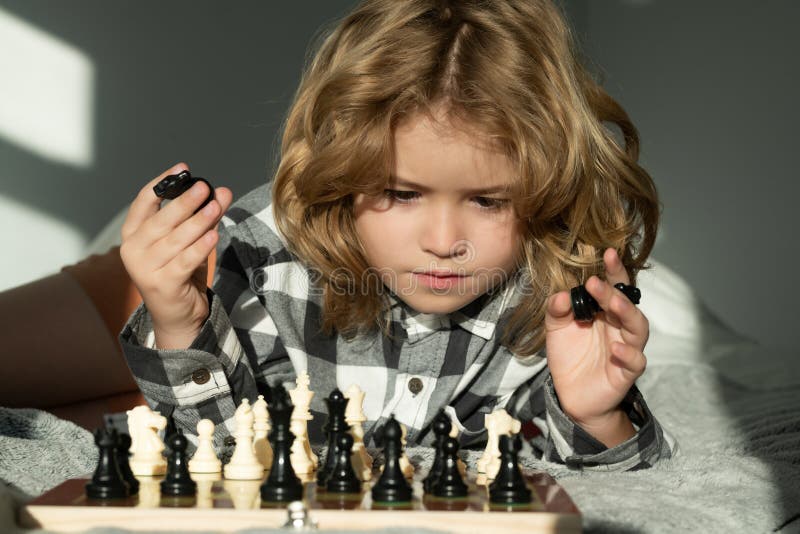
[118,218,265,458]
[509,368,678,471]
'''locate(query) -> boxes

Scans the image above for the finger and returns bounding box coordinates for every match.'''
[602,247,630,286]
[159,226,220,284]
[586,275,649,348]
[121,162,189,241]
[610,341,647,380]
[150,187,234,270]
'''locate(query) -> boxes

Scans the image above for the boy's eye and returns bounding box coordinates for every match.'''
[474,197,510,210]
[383,189,419,202]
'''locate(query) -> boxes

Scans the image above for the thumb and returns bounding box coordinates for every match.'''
[545,290,574,329]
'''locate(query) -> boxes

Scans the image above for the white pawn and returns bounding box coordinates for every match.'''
[224,399,264,480]
[188,419,222,474]
[288,372,317,473]
[477,409,521,484]
[253,395,273,471]
[127,405,167,476]
[344,384,373,481]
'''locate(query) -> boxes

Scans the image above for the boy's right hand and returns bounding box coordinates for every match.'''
[120,163,234,349]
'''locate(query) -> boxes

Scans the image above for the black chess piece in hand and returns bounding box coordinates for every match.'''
[116,432,139,495]
[371,415,412,504]
[260,384,304,502]
[160,429,197,497]
[423,410,451,493]
[431,436,468,498]
[317,388,349,487]
[86,427,130,499]
[326,433,361,494]
[489,434,532,504]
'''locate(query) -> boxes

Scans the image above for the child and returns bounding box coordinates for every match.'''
[119,0,675,471]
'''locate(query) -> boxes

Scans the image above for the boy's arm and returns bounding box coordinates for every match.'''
[117,216,264,458]
[508,368,677,471]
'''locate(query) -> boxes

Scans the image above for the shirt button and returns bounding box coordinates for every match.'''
[191,368,211,385]
[408,377,424,395]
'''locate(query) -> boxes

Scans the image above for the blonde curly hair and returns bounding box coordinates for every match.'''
[272,0,660,357]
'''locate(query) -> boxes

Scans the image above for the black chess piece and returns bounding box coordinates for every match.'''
[153,169,215,214]
[489,434,532,504]
[115,433,139,495]
[571,282,641,322]
[85,427,129,499]
[431,436,468,498]
[316,388,349,487]
[422,410,451,492]
[160,430,197,496]
[260,384,304,502]
[370,415,412,504]
[325,433,361,494]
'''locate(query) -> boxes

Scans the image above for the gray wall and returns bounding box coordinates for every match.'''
[1,1,797,350]
[563,0,800,350]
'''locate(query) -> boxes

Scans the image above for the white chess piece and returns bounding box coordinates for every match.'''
[399,423,415,479]
[188,419,222,474]
[344,384,373,481]
[448,421,467,478]
[477,409,521,484]
[253,395,273,471]
[289,372,317,473]
[224,399,264,480]
[127,405,167,476]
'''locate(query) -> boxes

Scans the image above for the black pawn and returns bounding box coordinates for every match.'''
[260,384,304,502]
[86,427,129,499]
[431,436,468,498]
[489,435,532,504]
[317,388,349,487]
[371,415,412,504]
[160,430,197,496]
[422,410,451,492]
[116,433,139,495]
[326,433,361,494]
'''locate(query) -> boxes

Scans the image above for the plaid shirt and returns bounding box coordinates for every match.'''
[119,183,675,471]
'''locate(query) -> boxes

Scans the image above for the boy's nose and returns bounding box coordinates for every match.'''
[418,205,466,259]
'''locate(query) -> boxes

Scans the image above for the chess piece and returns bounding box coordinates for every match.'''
[127,405,167,476]
[423,410,451,492]
[344,384,373,481]
[188,419,222,474]
[253,395,273,472]
[289,373,318,472]
[489,435,532,505]
[370,415,412,503]
[135,476,160,508]
[448,422,467,478]
[432,436,468,498]
[260,384,304,502]
[85,427,129,499]
[160,430,197,496]
[326,433,362,494]
[116,433,139,495]
[224,399,264,480]
[477,409,521,484]
[398,423,415,479]
[317,388,349,486]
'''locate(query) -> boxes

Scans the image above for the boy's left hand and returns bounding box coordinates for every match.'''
[544,248,649,433]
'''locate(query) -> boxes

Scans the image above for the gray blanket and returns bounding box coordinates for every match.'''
[3,334,800,533]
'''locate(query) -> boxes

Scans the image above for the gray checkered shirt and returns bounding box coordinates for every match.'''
[119,183,675,471]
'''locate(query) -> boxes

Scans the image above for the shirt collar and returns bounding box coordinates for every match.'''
[385,273,521,344]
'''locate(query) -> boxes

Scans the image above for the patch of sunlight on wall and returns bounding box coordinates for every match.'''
[0,6,94,167]
[0,194,87,292]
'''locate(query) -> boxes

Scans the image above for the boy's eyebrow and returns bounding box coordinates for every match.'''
[388,175,512,195]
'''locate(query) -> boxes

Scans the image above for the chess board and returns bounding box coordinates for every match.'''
[20,471,581,533]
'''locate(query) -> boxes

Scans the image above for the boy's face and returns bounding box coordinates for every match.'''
[353,111,522,315]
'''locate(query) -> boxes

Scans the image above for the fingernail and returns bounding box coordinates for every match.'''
[191,181,206,198]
